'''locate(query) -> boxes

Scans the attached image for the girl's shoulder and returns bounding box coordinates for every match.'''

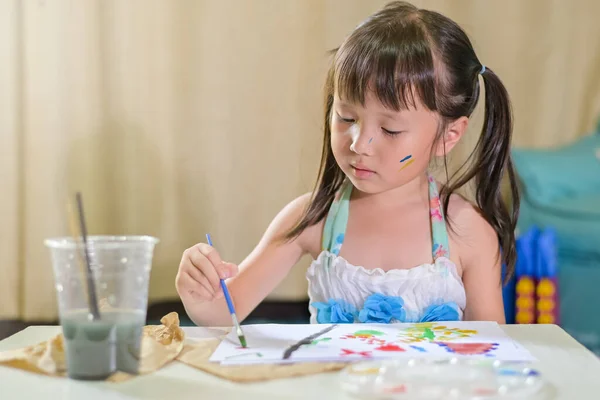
[445,193,499,267]
[276,192,325,258]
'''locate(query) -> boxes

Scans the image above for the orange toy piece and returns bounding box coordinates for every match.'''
[515,276,536,324]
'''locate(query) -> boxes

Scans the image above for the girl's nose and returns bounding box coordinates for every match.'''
[349,125,374,155]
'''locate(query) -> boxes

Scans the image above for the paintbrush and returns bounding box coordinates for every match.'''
[206,233,247,347]
[74,192,101,320]
[66,201,88,293]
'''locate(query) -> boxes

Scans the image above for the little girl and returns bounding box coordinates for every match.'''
[176,1,519,325]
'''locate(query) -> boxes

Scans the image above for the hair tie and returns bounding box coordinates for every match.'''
[479,65,486,75]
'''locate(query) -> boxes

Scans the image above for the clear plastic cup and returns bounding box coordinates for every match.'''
[45,235,159,380]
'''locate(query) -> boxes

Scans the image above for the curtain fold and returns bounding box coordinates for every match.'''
[1,0,599,320]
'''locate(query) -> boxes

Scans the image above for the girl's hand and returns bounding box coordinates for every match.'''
[175,243,239,303]
[174,193,312,326]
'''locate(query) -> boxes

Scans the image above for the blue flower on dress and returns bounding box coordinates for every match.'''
[312,299,357,323]
[419,302,460,322]
[358,293,406,323]
[331,233,344,256]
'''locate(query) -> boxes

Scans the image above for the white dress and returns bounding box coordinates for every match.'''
[306,175,467,324]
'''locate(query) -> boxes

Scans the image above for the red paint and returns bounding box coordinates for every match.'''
[340,348,372,357]
[384,384,407,394]
[374,343,406,352]
[437,342,498,355]
[474,388,496,396]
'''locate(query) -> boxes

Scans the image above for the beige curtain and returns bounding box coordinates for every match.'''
[1,0,599,321]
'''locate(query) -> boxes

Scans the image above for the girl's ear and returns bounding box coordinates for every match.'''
[434,116,469,156]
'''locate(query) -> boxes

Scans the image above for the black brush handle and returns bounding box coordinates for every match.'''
[76,192,101,320]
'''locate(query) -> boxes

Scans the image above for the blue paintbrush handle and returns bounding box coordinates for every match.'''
[206,233,237,316]
[220,279,236,315]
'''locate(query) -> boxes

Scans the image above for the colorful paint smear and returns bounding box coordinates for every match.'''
[374,343,406,352]
[397,323,478,343]
[399,155,412,163]
[383,384,407,394]
[435,342,498,355]
[310,337,332,345]
[340,349,372,357]
[368,137,373,144]
[473,388,496,396]
[498,368,540,377]
[224,352,263,360]
[354,330,385,336]
[341,330,386,343]
[398,158,415,172]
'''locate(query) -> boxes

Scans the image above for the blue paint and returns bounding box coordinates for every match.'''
[498,368,540,377]
[400,155,412,163]
[410,345,427,352]
[368,137,373,144]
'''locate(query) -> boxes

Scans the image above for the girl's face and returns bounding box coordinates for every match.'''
[330,89,440,194]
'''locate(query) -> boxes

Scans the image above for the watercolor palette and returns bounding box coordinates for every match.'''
[210,322,535,365]
[340,359,549,399]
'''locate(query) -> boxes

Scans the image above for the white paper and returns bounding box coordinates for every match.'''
[210,322,536,365]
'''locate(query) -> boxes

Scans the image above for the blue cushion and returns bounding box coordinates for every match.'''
[558,253,600,356]
[512,132,600,203]
[517,195,600,256]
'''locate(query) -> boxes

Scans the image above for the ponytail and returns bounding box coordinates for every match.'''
[441,67,520,281]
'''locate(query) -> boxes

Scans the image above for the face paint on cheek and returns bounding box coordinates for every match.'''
[398,155,414,172]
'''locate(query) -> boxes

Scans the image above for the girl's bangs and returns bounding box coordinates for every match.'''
[333,22,437,112]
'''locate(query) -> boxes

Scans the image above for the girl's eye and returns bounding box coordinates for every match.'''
[382,127,403,135]
[336,112,355,124]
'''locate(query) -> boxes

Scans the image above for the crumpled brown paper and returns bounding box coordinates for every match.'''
[0,312,185,382]
[176,336,347,383]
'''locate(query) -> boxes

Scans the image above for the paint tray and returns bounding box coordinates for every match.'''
[340,358,550,399]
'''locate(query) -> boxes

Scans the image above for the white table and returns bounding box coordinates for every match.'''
[1,324,599,399]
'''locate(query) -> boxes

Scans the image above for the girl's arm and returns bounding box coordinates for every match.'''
[178,193,314,326]
[451,197,506,323]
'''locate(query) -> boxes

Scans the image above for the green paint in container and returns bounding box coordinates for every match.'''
[61,310,146,380]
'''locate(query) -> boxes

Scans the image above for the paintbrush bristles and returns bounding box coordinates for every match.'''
[238,332,247,348]
[230,312,247,348]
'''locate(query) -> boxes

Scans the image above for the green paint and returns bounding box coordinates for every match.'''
[421,328,435,340]
[225,352,263,360]
[354,330,385,336]
[61,309,145,380]
[311,337,332,345]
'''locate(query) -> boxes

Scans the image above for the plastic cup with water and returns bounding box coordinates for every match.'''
[45,235,159,380]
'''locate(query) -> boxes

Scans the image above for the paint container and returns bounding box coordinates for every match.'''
[340,359,549,399]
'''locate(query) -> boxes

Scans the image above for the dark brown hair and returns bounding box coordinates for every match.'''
[285,1,519,279]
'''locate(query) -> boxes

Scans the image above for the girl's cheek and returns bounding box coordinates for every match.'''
[331,124,349,148]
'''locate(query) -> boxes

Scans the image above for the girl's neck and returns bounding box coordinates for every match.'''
[351,172,430,210]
